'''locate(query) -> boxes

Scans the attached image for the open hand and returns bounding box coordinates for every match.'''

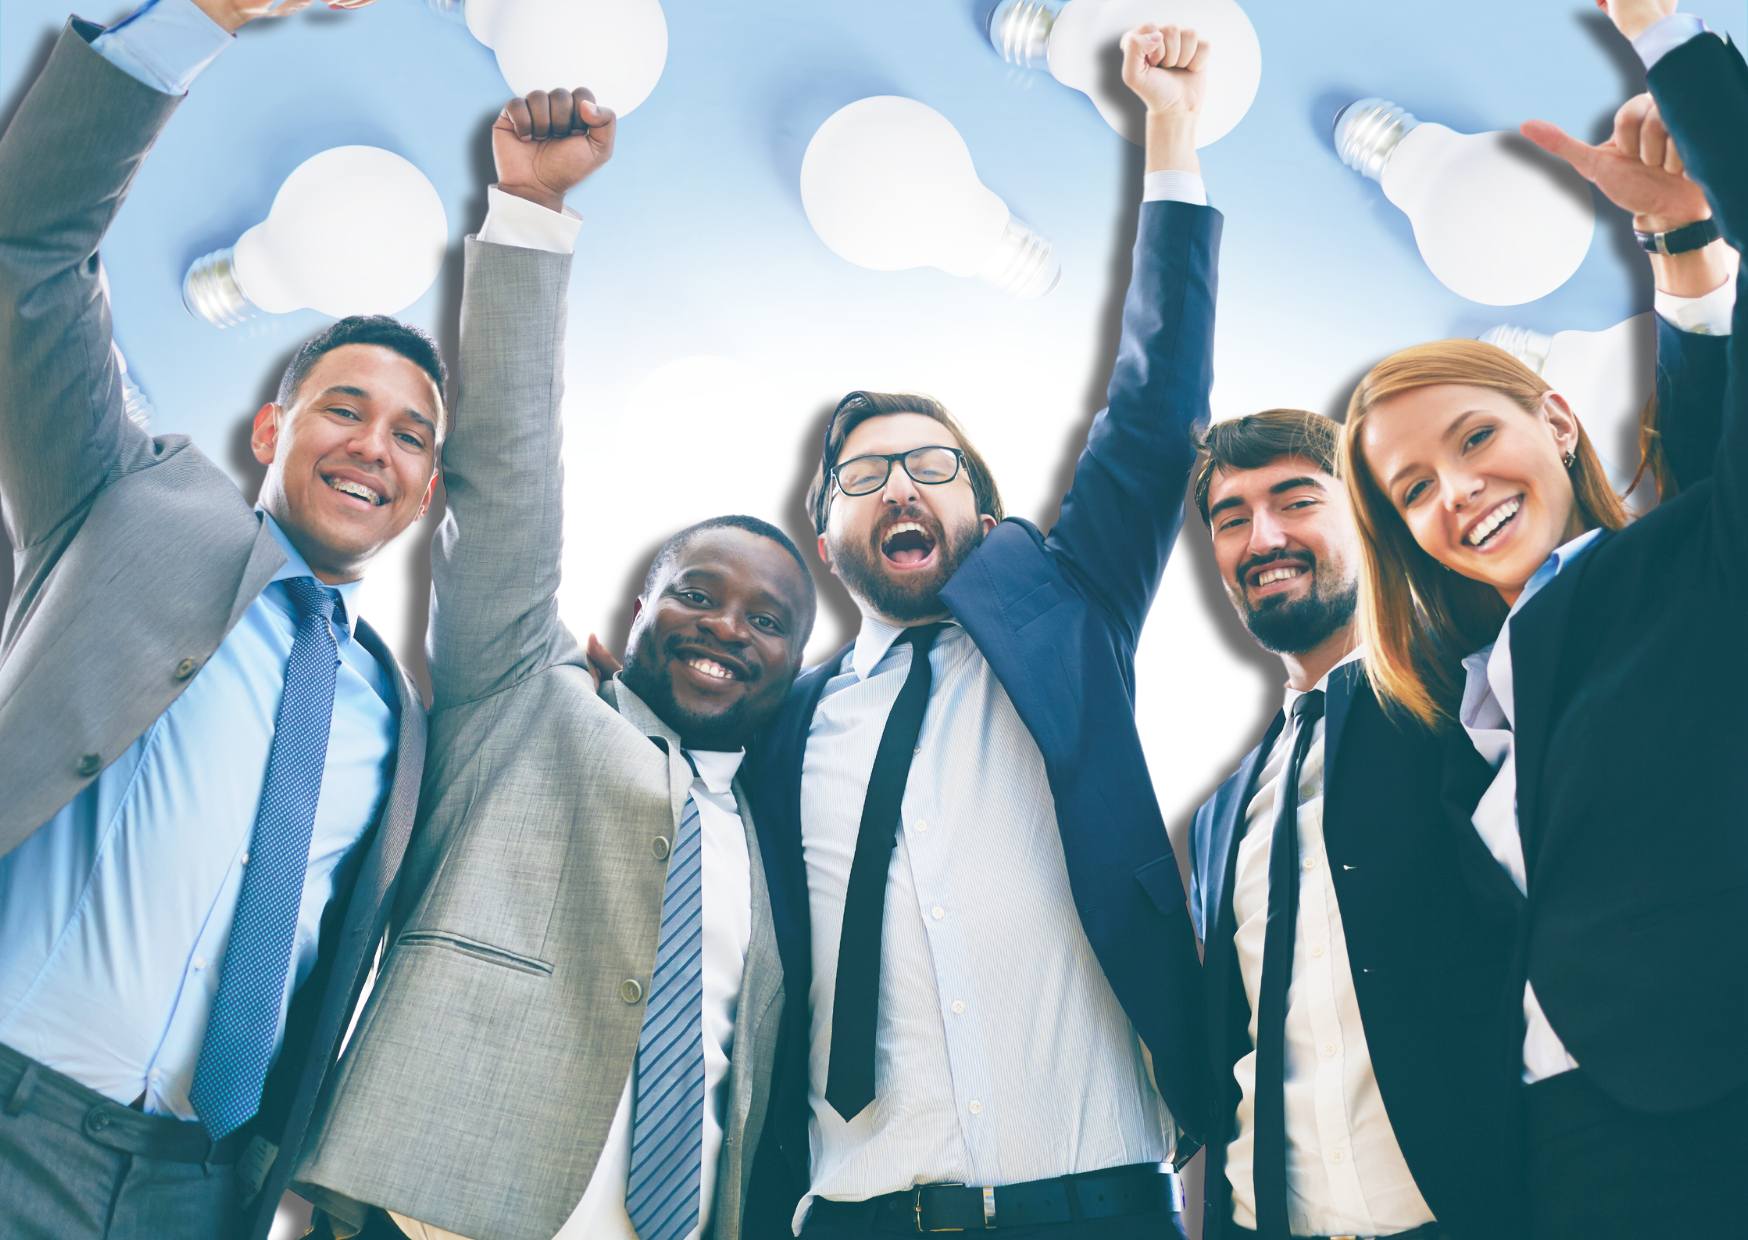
[190,0,371,34]
[1523,93,1707,232]
[492,88,617,213]
[1119,24,1211,115]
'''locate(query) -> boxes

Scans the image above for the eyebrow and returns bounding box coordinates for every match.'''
[316,385,438,438]
[1208,475,1328,519]
[1383,410,1488,491]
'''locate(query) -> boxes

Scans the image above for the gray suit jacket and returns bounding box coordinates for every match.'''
[0,25,427,1240]
[294,240,785,1240]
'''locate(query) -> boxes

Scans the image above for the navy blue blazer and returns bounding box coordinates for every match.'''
[743,200,1222,1227]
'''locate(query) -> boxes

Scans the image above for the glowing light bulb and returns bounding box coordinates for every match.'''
[183,146,448,328]
[1334,99,1595,306]
[431,0,667,117]
[1481,316,1654,501]
[989,0,1261,148]
[800,96,1060,298]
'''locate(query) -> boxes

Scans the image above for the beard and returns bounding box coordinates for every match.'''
[619,639,767,752]
[1237,554,1359,656]
[830,505,985,622]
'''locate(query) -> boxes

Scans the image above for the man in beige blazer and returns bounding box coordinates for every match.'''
[295,88,816,1240]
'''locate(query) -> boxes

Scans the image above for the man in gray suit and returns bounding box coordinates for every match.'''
[0,2,433,1238]
[294,86,817,1240]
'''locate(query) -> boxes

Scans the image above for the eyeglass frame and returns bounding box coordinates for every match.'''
[826,444,970,505]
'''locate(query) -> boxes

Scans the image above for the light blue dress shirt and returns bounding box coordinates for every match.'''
[91,0,231,94]
[0,511,396,1118]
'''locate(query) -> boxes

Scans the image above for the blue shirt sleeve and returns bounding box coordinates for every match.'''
[90,0,232,96]
[1632,13,1707,71]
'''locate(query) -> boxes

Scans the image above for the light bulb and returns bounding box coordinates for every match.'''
[800,96,1060,298]
[112,344,154,431]
[430,0,667,117]
[989,0,1261,148]
[1334,99,1595,306]
[183,146,448,328]
[1481,315,1655,501]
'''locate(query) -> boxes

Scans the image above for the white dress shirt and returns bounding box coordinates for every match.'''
[1225,650,1436,1238]
[1460,529,1604,1085]
[394,742,753,1240]
[797,619,1172,1231]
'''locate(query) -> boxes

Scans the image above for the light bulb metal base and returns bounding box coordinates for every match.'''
[182,247,259,329]
[979,217,1060,298]
[425,0,465,15]
[988,0,1056,70]
[1333,98,1420,183]
[1479,324,1554,374]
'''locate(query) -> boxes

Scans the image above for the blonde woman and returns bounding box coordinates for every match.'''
[1336,3,1746,1235]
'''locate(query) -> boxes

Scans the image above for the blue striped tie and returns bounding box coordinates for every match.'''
[190,576,342,1140]
[626,793,705,1240]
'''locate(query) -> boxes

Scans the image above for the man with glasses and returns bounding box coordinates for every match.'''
[742,24,1218,1240]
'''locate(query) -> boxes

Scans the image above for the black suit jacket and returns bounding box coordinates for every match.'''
[1189,663,1525,1240]
[1502,31,1748,1117]
[742,201,1222,1231]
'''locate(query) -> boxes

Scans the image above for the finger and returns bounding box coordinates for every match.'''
[1613,94,1648,159]
[1639,110,1669,171]
[526,89,552,139]
[1159,25,1181,67]
[1187,39,1213,73]
[1520,120,1601,180]
[498,96,533,140]
[579,100,616,135]
[269,0,315,16]
[1664,131,1685,176]
[1177,30,1200,69]
[545,88,575,137]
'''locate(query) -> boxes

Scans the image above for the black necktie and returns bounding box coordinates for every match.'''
[825,622,946,1120]
[1253,687,1326,1240]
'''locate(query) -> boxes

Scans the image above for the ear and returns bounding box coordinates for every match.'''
[815,532,832,567]
[250,403,282,466]
[1540,391,1581,457]
[630,595,645,625]
[416,465,440,520]
[978,513,998,535]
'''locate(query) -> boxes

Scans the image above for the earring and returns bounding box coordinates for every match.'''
[1561,450,1576,469]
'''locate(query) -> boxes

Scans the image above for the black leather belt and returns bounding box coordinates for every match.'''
[810,1163,1184,1232]
[1229,1224,1443,1240]
[0,1041,249,1165]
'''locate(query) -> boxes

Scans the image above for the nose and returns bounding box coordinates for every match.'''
[1439,468,1484,513]
[346,416,392,468]
[878,456,921,506]
[1247,508,1290,557]
[696,607,752,647]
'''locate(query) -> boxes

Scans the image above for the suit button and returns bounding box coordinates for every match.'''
[652,836,671,860]
[620,978,644,1004]
[84,1110,111,1135]
[172,657,199,681]
[75,753,102,778]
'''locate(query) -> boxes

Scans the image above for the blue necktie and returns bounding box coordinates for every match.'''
[626,792,705,1240]
[190,576,342,1140]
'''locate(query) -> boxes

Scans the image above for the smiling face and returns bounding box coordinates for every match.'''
[1358,382,1583,604]
[1207,455,1359,655]
[252,343,443,583]
[819,412,996,624]
[620,527,814,751]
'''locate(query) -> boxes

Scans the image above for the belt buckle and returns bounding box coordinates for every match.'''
[913,1182,968,1233]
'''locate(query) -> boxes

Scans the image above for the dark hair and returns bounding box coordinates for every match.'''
[643,513,816,606]
[275,315,448,432]
[1192,408,1339,525]
[805,390,1004,534]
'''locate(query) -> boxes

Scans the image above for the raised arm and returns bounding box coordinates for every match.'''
[427,89,614,709]
[1044,26,1220,648]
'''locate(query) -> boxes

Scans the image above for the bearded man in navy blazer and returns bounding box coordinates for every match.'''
[742,23,1219,1240]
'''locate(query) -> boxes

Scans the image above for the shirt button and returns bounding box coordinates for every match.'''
[193,957,207,971]
[1321,1042,1337,1059]
[968,1100,983,1115]
[1302,857,1317,872]
[652,836,671,860]
[172,657,199,681]
[1311,944,1326,959]
[914,819,929,833]
[620,979,644,1004]
[1332,1150,1345,1164]
[931,906,945,920]
[75,753,102,778]
[240,851,250,866]
[951,999,966,1015]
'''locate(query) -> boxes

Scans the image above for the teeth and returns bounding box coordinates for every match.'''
[1465,498,1521,547]
[328,477,380,505]
[884,521,929,543]
[687,657,734,681]
[1255,566,1306,587]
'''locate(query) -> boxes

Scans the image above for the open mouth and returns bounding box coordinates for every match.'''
[1463,496,1522,550]
[1245,558,1311,595]
[322,472,388,509]
[673,645,749,686]
[879,520,938,570]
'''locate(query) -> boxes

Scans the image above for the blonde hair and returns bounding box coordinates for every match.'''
[1338,339,1630,727]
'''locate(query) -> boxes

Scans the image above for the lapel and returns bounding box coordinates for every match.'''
[1503,553,1587,874]
[604,678,695,825]
[1318,661,1361,850]
[722,776,783,1150]
[225,517,290,634]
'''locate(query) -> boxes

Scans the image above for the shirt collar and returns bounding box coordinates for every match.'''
[1281,645,1365,716]
[1508,526,1605,621]
[258,508,363,640]
[849,614,958,681]
[688,747,745,794]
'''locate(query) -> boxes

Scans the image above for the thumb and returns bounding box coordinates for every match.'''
[1521,119,1601,180]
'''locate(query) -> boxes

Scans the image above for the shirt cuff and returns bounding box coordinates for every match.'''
[477,185,582,254]
[1142,170,1209,206]
[91,0,231,96]
[1656,276,1736,337]
[1632,13,1707,71]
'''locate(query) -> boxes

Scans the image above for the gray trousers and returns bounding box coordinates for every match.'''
[0,1045,241,1239]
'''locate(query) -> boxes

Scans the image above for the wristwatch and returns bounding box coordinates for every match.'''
[1634,217,1722,255]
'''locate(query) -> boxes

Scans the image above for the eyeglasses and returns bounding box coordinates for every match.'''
[830,445,967,498]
